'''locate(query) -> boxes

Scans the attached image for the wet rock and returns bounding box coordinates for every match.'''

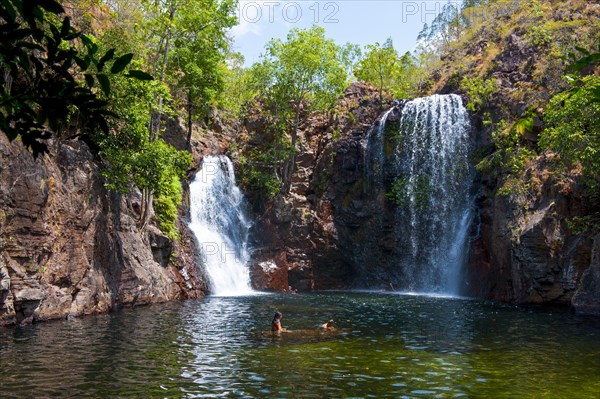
[466,155,594,306]
[573,234,600,315]
[249,250,289,291]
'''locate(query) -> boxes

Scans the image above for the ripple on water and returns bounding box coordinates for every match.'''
[1,292,600,398]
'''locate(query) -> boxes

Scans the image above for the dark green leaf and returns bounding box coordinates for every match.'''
[96,73,110,96]
[127,70,154,81]
[2,28,32,41]
[16,41,44,51]
[575,46,590,55]
[97,116,109,134]
[74,55,90,71]
[97,48,115,72]
[84,73,94,88]
[33,0,64,14]
[63,31,80,41]
[49,23,59,40]
[80,34,93,48]
[110,53,133,74]
[60,16,70,37]
[0,0,17,23]
[31,5,44,21]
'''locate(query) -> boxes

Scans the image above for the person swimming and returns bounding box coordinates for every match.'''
[272,311,287,332]
[320,319,334,330]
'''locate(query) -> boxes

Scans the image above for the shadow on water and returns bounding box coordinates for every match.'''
[1,292,600,398]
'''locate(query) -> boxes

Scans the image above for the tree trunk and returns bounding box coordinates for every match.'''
[379,70,384,109]
[282,105,301,194]
[150,5,175,141]
[186,91,193,151]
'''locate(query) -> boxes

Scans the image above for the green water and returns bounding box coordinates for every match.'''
[1,292,599,398]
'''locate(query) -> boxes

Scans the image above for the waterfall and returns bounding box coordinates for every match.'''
[385,94,472,294]
[189,156,254,296]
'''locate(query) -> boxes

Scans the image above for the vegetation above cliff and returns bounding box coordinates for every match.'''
[414,0,600,231]
[2,0,599,236]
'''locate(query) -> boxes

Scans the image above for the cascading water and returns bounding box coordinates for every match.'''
[384,94,472,294]
[188,156,254,296]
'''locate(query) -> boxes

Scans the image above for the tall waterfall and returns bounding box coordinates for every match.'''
[189,156,254,296]
[385,94,472,294]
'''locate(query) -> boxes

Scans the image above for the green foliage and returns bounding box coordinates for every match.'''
[154,173,184,240]
[565,214,600,235]
[354,39,421,103]
[165,0,237,119]
[0,0,146,156]
[252,25,348,123]
[340,42,362,79]
[236,144,294,200]
[417,2,465,51]
[98,72,172,192]
[566,43,600,75]
[539,75,600,190]
[95,65,190,239]
[527,25,552,48]
[133,139,192,237]
[217,53,257,119]
[250,25,348,192]
[461,76,499,112]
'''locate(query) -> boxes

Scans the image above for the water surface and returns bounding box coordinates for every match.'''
[1,292,599,398]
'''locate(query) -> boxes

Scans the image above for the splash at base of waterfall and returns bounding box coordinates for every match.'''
[189,156,255,297]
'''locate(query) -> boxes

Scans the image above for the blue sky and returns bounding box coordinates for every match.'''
[230,0,459,66]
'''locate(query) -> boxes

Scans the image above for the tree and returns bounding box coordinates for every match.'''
[138,0,236,145]
[251,25,347,193]
[218,52,257,118]
[354,39,420,105]
[0,0,145,156]
[417,2,465,51]
[354,38,398,106]
[166,0,236,147]
[89,0,236,226]
[340,42,362,79]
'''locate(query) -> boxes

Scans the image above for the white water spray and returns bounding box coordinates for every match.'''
[386,94,472,294]
[189,156,254,296]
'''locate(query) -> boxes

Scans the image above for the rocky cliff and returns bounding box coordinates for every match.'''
[467,154,597,310]
[237,83,411,291]
[237,77,600,314]
[0,132,207,327]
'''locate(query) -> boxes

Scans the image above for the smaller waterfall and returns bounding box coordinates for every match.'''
[189,156,254,296]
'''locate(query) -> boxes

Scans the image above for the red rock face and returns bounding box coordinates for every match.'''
[249,250,289,292]
[0,132,207,327]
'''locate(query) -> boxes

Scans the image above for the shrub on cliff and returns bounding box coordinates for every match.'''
[540,75,600,193]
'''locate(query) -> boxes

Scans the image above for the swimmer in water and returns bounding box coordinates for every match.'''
[320,319,334,330]
[272,311,287,333]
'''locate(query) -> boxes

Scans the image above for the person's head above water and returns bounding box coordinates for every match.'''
[273,311,282,321]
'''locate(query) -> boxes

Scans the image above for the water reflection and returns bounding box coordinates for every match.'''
[1,293,600,398]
